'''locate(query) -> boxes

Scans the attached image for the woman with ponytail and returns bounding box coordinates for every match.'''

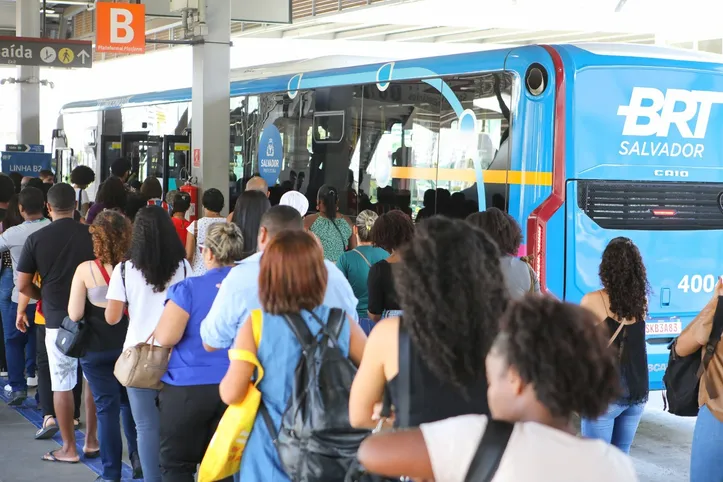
[305,184,355,262]
[153,222,245,482]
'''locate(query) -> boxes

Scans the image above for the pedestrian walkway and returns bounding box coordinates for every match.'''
[0,377,136,482]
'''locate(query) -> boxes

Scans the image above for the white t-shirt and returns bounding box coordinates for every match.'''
[420,415,639,482]
[186,217,226,276]
[106,259,192,350]
[74,187,90,207]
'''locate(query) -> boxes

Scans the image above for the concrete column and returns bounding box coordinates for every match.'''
[191,0,231,216]
[16,0,41,144]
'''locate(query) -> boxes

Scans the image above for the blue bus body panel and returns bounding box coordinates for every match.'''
[503,47,557,293]
[61,43,723,391]
[556,44,723,390]
[61,50,512,112]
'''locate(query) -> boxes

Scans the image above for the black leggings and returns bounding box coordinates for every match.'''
[158,383,231,482]
[35,325,81,419]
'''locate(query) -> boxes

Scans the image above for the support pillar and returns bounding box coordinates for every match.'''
[16,0,41,144]
[191,0,231,216]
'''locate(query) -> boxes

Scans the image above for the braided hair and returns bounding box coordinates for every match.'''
[395,216,508,394]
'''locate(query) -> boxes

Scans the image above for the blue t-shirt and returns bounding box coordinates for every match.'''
[162,266,232,386]
[336,245,389,318]
[201,252,359,350]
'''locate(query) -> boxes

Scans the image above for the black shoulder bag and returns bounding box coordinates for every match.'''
[54,233,90,358]
[464,420,514,482]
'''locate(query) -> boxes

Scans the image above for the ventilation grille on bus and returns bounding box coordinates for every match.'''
[577,180,723,230]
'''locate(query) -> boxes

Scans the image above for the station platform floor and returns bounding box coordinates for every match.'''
[0,376,135,482]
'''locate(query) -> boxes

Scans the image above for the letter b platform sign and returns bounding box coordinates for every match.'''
[96,2,146,54]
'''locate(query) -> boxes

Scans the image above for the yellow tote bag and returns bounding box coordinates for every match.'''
[198,311,264,482]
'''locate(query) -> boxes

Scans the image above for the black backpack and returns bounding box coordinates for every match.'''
[259,308,370,481]
[663,296,723,416]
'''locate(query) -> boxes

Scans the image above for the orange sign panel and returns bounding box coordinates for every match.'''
[96,2,146,54]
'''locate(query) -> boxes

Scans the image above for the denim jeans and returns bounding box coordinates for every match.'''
[0,267,12,372]
[80,350,138,481]
[690,404,723,482]
[127,387,161,482]
[358,317,374,336]
[1,270,36,392]
[581,401,646,454]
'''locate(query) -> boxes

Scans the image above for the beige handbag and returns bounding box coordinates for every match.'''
[114,334,171,390]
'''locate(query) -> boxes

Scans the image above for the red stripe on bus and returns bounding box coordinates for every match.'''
[527,45,566,293]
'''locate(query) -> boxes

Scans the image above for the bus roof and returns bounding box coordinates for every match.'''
[61,43,723,112]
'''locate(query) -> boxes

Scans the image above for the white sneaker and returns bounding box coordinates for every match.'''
[0,371,7,377]
[3,384,11,392]
[27,376,38,388]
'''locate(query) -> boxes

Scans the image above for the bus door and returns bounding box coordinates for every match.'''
[162,135,190,194]
[121,133,162,185]
[54,148,74,184]
[98,135,121,183]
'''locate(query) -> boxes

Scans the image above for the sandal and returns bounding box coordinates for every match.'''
[35,416,58,440]
[41,449,79,464]
[73,418,81,428]
[83,449,100,459]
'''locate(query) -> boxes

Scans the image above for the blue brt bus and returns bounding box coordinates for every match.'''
[58,44,723,390]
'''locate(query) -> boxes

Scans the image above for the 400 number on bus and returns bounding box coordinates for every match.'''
[677,274,722,293]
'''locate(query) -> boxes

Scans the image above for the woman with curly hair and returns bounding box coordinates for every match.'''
[105,205,191,482]
[579,237,649,454]
[467,207,539,298]
[350,217,507,430]
[70,165,96,217]
[366,210,414,323]
[356,296,638,482]
[67,210,142,480]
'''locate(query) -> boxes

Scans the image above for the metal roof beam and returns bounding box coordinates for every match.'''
[334,24,430,40]
[434,28,525,43]
[384,26,479,42]
[281,22,365,38]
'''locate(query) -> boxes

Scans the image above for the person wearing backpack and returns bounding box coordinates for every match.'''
[219,229,367,481]
[673,278,723,482]
[356,296,638,482]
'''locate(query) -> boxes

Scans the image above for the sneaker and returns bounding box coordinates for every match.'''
[3,384,10,393]
[130,452,143,479]
[26,376,38,388]
[0,371,7,377]
[7,390,27,407]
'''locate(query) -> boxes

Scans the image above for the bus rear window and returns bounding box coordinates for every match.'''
[577,180,723,231]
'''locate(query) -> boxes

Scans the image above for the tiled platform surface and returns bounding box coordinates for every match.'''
[0,377,136,482]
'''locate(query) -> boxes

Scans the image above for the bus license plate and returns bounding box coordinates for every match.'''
[646,321,682,336]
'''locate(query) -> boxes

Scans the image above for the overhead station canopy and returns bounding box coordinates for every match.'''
[142,0,291,24]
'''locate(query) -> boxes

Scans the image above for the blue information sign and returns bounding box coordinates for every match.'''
[0,151,52,176]
[258,125,283,186]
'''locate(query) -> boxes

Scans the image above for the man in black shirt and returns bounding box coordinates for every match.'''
[17,183,94,464]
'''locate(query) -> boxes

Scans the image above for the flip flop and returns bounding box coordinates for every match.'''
[41,450,79,464]
[83,449,100,459]
[35,419,59,440]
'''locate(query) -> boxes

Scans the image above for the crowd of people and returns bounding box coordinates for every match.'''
[0,161,721,482]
